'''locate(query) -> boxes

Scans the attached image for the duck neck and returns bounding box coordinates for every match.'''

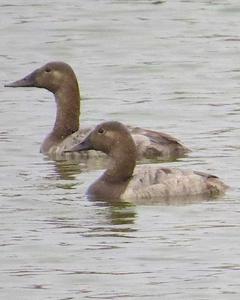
[51,82,80,141]
[102,144,137,184]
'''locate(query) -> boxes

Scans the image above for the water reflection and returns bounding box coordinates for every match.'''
[45,159,85,181]
[94,200,137,226]
[43,157,108,181]
[0,0,239,299]
[43,198,138,240]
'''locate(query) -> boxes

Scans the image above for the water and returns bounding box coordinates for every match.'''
[0,0,239,299]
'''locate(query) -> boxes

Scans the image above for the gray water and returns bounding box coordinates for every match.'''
[0,0,240,299]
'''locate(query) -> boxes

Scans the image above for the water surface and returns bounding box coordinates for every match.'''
[0,0,239,299]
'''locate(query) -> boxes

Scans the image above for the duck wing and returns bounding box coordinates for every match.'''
[128,126,190,160]
[121,165,227,201]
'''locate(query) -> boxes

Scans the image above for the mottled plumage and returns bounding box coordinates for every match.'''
[122,166,226,201]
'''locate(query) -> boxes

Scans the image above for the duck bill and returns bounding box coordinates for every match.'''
[5,70,37,88]
[65,138,93,153]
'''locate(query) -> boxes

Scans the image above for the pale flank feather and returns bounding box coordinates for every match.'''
[121,165,228,200]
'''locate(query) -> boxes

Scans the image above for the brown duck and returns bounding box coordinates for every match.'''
[5,62,189,161]
[67,121,228,202]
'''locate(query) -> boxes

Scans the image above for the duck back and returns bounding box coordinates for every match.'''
[121,165,227,201]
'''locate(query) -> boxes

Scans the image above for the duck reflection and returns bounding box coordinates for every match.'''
[44,155,108,181]
[91,199,137,227]
[45,197,138,238]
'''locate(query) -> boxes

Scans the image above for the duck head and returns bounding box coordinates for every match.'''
[5,61,78,94]
[67,121,137,157]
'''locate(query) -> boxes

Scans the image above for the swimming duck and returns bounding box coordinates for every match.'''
[67,121,228,201]
[5,61,189,160]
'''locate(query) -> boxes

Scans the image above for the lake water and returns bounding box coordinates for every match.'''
[0,0,240,299]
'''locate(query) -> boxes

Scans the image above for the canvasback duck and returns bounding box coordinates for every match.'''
[5,61,189,160]
[67,121,228,201]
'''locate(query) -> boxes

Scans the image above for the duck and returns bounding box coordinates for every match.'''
[5,61,190,161]
[66,121,228,201]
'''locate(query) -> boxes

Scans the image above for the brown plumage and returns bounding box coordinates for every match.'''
[67,121,228,202]
[5,61,189,161]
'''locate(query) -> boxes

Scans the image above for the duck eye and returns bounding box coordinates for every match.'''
[45,68,51,73]
[98,128,104,134]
